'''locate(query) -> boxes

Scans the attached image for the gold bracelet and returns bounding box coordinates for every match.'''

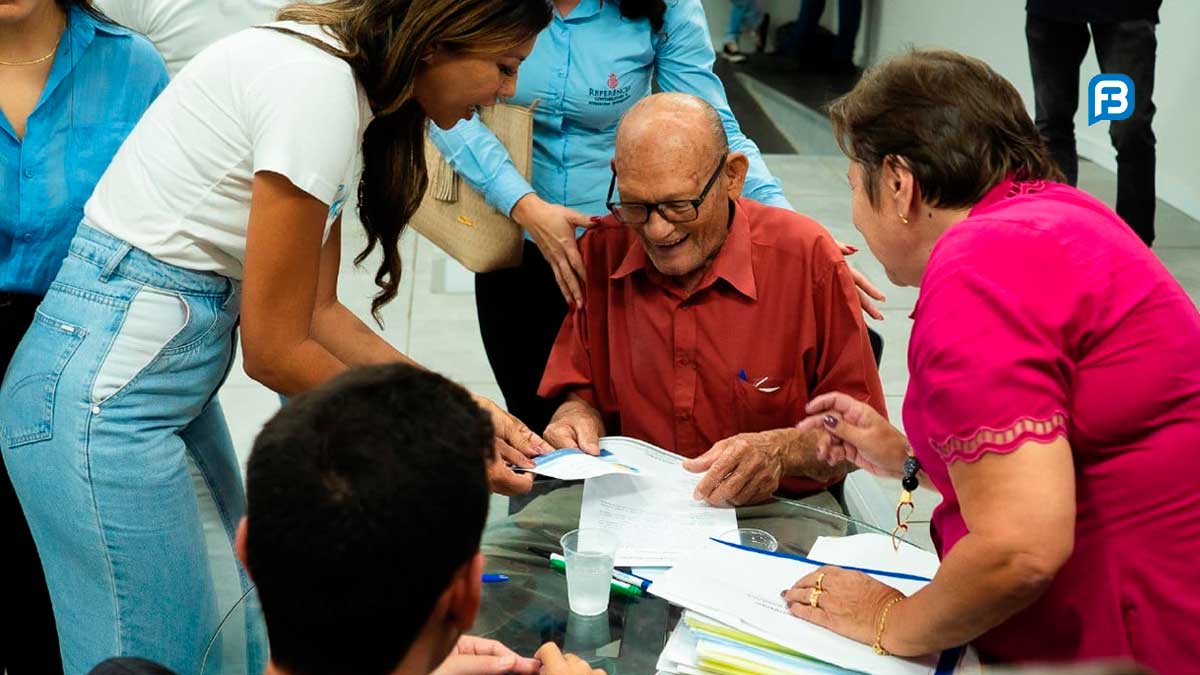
[873,596,904,656]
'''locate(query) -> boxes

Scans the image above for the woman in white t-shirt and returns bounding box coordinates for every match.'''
[0,1,553,673]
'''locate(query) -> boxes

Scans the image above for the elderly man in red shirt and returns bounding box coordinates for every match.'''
[538,92,885,508]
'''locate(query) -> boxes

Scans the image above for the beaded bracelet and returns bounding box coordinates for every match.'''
[891,452,922,550]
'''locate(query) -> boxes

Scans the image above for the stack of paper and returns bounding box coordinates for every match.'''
[579,437,738,567]
[658,612,861,675]
[650,539,941,675]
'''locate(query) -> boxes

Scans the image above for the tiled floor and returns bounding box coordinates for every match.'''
[217,70,1200,545]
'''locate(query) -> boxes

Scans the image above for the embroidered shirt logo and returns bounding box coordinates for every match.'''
[589,72,632,106]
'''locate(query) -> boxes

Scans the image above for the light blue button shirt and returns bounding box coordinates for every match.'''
[429,0,791,224]
[0,7,168,295]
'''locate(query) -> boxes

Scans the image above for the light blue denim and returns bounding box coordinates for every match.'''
[724,0,764,46]
[0,225,265,675]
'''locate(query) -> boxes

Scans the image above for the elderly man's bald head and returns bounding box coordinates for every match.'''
[606,93,749,291]
[615,93,728,166]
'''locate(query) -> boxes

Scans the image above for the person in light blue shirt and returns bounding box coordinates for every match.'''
[0,4,167,299]
[430,0,881,435]
[0,2,167,673]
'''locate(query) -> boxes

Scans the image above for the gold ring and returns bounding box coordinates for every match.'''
[808,588,822,608]
[815,572,826,593]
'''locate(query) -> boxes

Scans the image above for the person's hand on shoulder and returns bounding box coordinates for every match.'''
[534,643,606,675]
[511,193,596,307]
[432,636,541,675]
[833,239,886,320]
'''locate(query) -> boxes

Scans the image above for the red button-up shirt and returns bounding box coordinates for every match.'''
[539,198,887,494]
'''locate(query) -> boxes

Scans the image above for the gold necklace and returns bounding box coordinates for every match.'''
[0,35,62,67]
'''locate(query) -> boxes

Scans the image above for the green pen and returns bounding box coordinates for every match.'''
[547,555,644,597]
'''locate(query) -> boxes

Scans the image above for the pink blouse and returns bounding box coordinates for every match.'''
[903,177,1200,670]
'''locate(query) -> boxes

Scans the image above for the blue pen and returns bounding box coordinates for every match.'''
[482,573,509,583]
[738,368,747,381]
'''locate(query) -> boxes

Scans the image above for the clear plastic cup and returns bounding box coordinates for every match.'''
[560,528,618,616]
[718,527,779,552]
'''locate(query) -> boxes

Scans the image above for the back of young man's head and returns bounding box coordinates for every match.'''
[241,364,494,675]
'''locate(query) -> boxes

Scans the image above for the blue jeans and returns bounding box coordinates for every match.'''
[0,225,264,675]
[724,0,763,45]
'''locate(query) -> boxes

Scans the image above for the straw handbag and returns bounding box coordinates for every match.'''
[410,103,537,273]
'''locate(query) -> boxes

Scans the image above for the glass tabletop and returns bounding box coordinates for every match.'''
[201,478,932,674]
[471,479,930,673]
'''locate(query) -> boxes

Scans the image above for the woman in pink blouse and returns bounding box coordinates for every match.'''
[787,49,1200,671]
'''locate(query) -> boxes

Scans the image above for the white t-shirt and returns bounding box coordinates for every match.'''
[85,21,371,279]
[94,0,289,77]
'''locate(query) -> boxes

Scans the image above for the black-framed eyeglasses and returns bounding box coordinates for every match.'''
[605,156,726,225]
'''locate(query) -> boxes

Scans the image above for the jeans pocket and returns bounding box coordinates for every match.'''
[91,286,190,406]
[0,311,87,448]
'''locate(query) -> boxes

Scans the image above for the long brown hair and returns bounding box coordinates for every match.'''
[275,0,551,320]
[619,0,668,32]
[827,49,1063,210]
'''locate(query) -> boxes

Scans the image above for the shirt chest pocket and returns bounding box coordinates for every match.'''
[731,377,804,434]
[69,123,134,208]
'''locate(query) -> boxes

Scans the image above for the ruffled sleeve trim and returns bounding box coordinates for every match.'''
[930,411,1069,464]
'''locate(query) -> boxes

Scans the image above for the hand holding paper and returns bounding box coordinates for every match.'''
[523,448,644,481]
[543,396,605,455]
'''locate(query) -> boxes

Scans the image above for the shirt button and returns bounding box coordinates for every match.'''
[678,356,690,366]
[23,167,34,179]
[22,233,33,242]
[678,412,691,421]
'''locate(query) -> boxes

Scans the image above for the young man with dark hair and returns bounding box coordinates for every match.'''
[233,364,601,675]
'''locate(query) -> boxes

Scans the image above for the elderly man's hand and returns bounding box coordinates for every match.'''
[473,394,548,496]
[682,431,790,507]
[543,397,604,455]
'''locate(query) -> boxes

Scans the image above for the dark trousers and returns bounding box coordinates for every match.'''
[475,240,569,435]
[1026,14,1157,245]
[0,292,64,675]
[783,0,862,64]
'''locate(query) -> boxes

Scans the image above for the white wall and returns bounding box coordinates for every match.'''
[702,0,1200,219]
[857,0,1200,219]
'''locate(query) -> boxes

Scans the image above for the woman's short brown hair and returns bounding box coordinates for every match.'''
[828,49,1063,209]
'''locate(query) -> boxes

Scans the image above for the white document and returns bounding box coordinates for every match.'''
[525,447,646,480]
[808,533,941,580]
[650,539,940,675]
[580,437,738,567]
